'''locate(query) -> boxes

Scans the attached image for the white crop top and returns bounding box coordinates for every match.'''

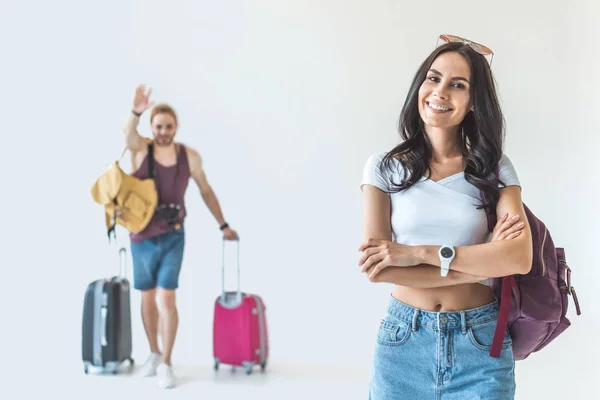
[360,152,521,284]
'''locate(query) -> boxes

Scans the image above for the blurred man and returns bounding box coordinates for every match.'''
[123,84,239,389]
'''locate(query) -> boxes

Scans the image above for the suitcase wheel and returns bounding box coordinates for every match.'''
[260,362,266,372]
[214,358,220,371]
[243,361,254,375]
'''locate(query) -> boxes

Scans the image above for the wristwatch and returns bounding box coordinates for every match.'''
[438,245,455,277]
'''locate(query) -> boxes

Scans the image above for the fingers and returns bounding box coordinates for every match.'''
[359,239,391,279]
[134,84,152,102]
[496,213,509,226]
[223,232,238,241]
[504,231,522,240]
[504,221,525,237]
[360,253,384,273]
[360,252,385,273]
[358,238,385,252]
[494,214,519,233]
[368,259,388,280]
[223,229,239,241]
[141,100,156,113]
[145,88,153,104]
[494,220,525,240]
[492,214,522,239]
[358,246,380,266]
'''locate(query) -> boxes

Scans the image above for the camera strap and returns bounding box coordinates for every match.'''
[148,142,160,203]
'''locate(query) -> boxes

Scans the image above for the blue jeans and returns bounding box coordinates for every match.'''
[130,227,185,290]
[369,296,515,400]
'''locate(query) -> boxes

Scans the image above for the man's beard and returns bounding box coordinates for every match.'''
[153,135,174,146]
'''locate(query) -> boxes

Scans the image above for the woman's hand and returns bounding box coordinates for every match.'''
[358,239,420,279]
[359,212,526,280]
[491,213,524,241]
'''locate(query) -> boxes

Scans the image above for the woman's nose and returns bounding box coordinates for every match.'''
[433,88,449,100]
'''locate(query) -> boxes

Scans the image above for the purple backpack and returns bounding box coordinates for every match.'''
[486,203,582,360]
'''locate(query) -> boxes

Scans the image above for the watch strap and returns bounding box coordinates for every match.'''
[440,261,450,277]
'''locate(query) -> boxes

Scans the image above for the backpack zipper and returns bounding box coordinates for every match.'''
[540,226,548,276]
[559,260,572,294]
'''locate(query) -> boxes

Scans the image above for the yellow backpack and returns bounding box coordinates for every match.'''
[90,145,158,240]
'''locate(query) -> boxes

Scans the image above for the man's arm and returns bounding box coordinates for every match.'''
[362,185,485,288]
[417,186,533,277]
[123,112,147,152]
[187,146,227,227]
[124,84,156,152]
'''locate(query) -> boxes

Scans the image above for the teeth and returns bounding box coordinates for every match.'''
[428,102,451,111]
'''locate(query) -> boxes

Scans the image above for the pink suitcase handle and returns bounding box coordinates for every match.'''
[221,238,241,302]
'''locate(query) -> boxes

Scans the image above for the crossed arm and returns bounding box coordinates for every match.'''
[360,184,533,288]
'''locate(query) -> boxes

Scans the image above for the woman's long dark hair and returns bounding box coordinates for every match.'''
[381,41,505,214]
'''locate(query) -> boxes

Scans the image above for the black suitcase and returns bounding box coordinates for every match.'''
[82,247,134,374]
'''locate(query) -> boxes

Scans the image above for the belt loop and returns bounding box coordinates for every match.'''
[460,311,467,334]
[412,309,420,331]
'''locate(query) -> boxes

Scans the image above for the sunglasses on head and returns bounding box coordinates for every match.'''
[437,34,494,66]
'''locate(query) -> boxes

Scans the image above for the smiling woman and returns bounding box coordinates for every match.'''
[359,36,531,399]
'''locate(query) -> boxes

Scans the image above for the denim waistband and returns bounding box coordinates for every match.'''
[385,295,500,331]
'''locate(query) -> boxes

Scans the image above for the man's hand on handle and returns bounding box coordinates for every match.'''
[223,227,239,241]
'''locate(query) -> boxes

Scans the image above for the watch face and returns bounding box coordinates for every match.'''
[441,247,454,259]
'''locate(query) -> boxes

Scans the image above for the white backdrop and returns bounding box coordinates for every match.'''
[1,0,597,398]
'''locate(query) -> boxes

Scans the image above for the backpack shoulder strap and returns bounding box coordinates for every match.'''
[486,161,515,358]
[490,275,516,357]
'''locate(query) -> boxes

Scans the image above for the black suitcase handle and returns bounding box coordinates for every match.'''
[118,247,127,279]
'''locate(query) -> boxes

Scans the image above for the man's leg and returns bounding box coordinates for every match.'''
[157,288,178,366]
[130,238,162,377]
[154,228,185,389]
[141,288,160,354]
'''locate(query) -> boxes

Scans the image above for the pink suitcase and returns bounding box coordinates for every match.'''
[213,239,269,374]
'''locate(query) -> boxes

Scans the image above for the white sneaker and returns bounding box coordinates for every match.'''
[157,363,176,389]
[139,352,162,377]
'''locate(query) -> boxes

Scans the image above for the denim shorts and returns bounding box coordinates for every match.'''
[130,227,185,290]
[369,296,515,400]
